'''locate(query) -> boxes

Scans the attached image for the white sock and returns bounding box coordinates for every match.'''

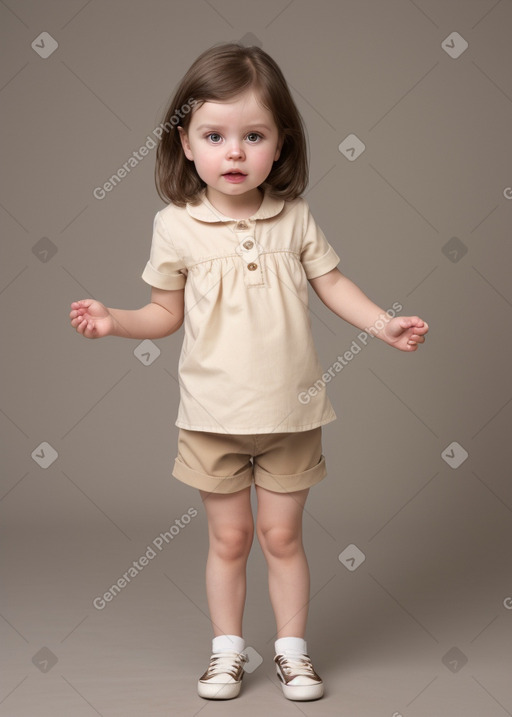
[275,636,307,656]
[212,634,245,654]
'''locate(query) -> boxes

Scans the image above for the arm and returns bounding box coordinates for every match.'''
[309,268,428,351]
[70,286,184,340]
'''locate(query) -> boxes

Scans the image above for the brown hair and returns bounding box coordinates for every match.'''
[154,42,309,206]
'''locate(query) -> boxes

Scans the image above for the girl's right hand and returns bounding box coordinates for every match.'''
[69,299,114,339]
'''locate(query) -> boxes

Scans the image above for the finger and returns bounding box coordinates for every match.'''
[72,316,86,330]
[416,321,429,334]
[78,317,91,335]
[407,316,425,330]
[75,299,93,310]
[84,322,97,339]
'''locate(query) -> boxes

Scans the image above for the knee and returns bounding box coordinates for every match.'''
[212,526,254,561]
[257,526,301,559]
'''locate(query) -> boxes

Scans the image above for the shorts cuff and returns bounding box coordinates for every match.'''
[172,457,254,494]
[253,454,327,493]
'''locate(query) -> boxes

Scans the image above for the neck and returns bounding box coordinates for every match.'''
[205,187,263,219]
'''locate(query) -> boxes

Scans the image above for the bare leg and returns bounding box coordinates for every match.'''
[255,486,310,639]
[199,487,254,637]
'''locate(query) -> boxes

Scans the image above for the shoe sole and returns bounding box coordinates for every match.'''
[197,678,243,700]
[280,682,324,701]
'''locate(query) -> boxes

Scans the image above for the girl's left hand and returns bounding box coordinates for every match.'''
[381,316,429,352]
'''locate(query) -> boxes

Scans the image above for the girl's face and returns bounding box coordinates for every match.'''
[178,90,283,210]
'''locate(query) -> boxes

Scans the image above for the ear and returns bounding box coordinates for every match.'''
[274,134,284,162]
[178,126,194,161]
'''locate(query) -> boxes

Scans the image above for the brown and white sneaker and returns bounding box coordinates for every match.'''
[197,650,249,699]
[274,652,324,700]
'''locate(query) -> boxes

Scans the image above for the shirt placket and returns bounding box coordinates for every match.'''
[233,219,266,287]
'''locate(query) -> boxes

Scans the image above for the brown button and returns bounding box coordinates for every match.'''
[236,221,248,230]
[242,240,254,250]
[247,262,258,271]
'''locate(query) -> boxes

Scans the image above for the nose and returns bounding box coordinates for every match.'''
[226,139,244,159]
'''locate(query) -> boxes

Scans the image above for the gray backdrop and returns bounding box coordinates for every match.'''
[1,1,512,715]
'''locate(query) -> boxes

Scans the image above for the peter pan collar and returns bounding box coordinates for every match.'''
[186,188,285,222]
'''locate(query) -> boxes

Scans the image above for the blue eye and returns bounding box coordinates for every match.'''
[246,133,262,142]
[207,133,222,143]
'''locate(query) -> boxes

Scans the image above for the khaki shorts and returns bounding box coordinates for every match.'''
[172,427,327,494]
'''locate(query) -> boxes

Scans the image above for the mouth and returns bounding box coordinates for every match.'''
[222,170,247,183]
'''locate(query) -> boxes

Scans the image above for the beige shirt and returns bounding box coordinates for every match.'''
[141,188,341,434]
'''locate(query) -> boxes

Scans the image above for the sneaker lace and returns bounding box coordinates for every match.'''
[207,651,248,677]
[278,654,315,677]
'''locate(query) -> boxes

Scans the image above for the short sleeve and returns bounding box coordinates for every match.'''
[300,201,341,280]
[141,211,187,290]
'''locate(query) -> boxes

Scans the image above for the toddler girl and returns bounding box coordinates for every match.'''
[70,42,428,701]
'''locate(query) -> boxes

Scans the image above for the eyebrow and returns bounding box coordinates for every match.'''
[195,123,272,132]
